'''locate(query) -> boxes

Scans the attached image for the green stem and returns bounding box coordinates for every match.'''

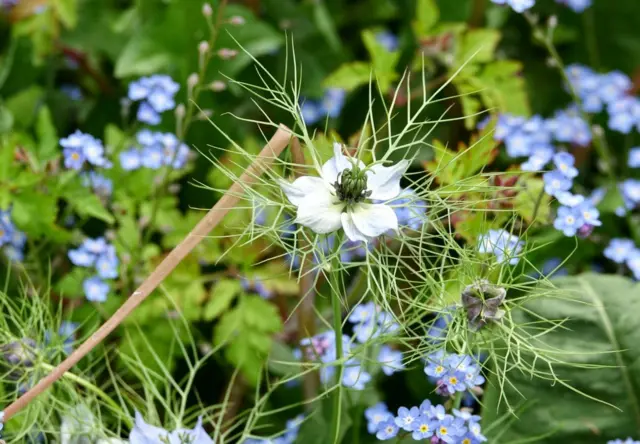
[582,8,600,69]
[329,245,344,444]
[39,363,132,428]
[527,14,615,179]
[452,391,464,411]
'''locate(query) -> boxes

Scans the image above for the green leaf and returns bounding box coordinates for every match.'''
[55,268,88,299]
[483,274,640,443]
[323,62,372,92]
[313,0,342,54]
[53,0,78,28]
[361,29,400,91]
[242,296,283,333]
[104,124,127,151]
[0,38,17,90]
[457,29,501,65]
[66,189,115,224]
[0,104,14,135]
[413,0,439,38]
[5,86,44,128]
[203,279,241,321]
[513,176,550,224]
[35,106,59,165]
[12,190,58,237]
[477,60,530,116]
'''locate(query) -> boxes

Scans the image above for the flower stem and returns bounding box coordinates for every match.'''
[39,363,132,428]
[329,243,344,444]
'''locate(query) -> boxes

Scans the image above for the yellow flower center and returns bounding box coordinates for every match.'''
[449,376,458,384]
[435,365,444,374]
[463,439,471,444]
[420,424,429,433]
[440,427,448,435]
[71,152,80,160]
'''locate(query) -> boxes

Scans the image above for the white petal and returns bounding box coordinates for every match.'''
[295,189,345,234]
[321,143,364,183]
[280,176,326,207]
[341,212,370,242]
[350,203,398,237]
[366,160,410,200]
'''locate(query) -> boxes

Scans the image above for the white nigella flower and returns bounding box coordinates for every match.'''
[280,143,410,242]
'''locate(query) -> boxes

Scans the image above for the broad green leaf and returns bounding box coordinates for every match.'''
[0,38,16,90]
[35,106,59,165]
[513,177,550,224]
[477,60,530,117]
[5,86,44,128]
[413,0,439,37]
[323,62,372,92]
[104,124,127,152]
[12,190,57,237]
[361,29,400,92]
[0,104,13,135]
[55,268,88,299]
[65,189,115,224]
[483,274,640,443]
[203,279,241,321]
[313,0,342,54]
[242,296,283,333]
[457,29,501,65]
[53,0,78,28]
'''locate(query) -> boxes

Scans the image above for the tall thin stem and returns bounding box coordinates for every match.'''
[329,243,344,444]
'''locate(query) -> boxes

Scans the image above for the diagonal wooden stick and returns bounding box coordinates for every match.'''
[2,125,294,422]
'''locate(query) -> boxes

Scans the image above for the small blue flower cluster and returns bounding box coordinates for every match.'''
[0,208,27,262]
[244,414,304,444]
[478,229,523,265]
[630,147,640,168]
[240,276,273,299]
[81,171,113,198]
[299,331,371,390]
[300,88,346,126]
[375,31,399,52]
[424,351,485,396]
[620,179,640,212]
[604,238,640,280]
[491,0,591,12]
[555,0,591,12]
[348,302,400,343]
[366,401,487,443]
[608,439,640,444]
[68,237,119,302]
[494,112,590,171]
[120,130,190,171]
[565,65,638,134]
[128,75,180,125]
[60,130,111,170]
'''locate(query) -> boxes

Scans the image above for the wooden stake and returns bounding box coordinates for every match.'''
[2,125,294,422]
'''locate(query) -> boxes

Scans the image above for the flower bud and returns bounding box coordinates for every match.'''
[202,3,212,17]
[175,103,186,119]
[187,73,200,89]
[217,48,238,60]
[198,41,210,55]
[228,15,245,25]
[548,15,558,29]
[210,80,227,92]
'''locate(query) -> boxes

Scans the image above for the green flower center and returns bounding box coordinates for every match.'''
[334,165,371,205]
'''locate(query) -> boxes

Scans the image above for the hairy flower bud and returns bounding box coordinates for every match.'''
[198,41,210,55]
[217,48,238,60]
[202,3,212,17]
[228,15,245,25]
[210,80,227,92]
